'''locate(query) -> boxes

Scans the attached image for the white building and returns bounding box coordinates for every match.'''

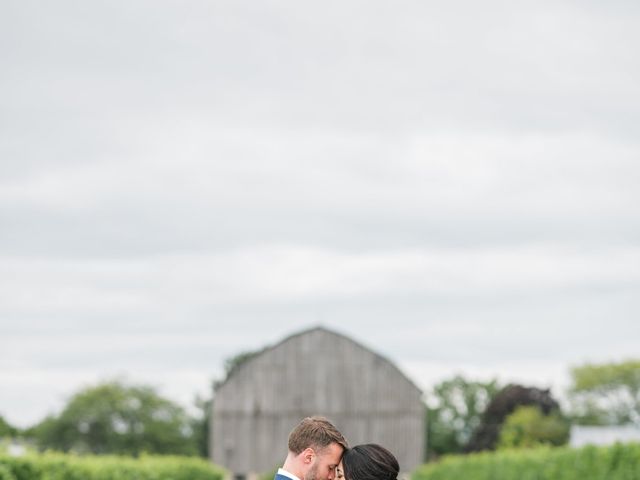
[570,425,640,447]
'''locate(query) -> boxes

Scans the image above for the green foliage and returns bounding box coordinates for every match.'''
[426,376,501,459]
[0,464,16,480]
[0,451,225,480]
[412,442,640,480]
[498,406,570,449]
[466,384,563,452]
[569,359,640,426]
[191,394,212,458]
[0,417,18,439]
[25,380,198,456]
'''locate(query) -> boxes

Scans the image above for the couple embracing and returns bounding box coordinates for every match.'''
[275,417,399,480]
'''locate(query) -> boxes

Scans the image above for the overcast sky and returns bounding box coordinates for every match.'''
[1,0,639,428]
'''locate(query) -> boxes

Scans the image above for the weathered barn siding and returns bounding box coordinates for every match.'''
[212,327,424,476]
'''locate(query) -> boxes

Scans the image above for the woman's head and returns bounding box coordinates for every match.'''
[339,444,399,480]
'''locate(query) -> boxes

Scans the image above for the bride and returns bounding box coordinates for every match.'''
[337,444,399,480]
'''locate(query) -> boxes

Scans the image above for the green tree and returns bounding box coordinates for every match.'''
[569,359,640,426]
[26,380,198,456]
[497,405,570,449]
[425,375,501,459]
[0,415,18,438]
[191,393,212,458]
[465,384,563,452]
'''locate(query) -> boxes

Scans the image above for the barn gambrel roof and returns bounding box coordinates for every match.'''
[216,325,422,397]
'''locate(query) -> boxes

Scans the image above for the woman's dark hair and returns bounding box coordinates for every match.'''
[342,444,399,480]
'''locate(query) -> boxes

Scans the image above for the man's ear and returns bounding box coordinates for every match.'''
[302,447,315,464]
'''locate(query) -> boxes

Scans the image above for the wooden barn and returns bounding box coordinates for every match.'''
[211,326,425,478]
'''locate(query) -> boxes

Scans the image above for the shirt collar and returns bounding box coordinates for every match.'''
[278,468,302,480]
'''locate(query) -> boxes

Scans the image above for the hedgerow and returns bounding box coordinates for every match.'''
[0,452,226,480]
[413,442,640,480]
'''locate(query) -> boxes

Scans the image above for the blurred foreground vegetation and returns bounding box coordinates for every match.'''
[0,451,225,480]
[413,442,640,480]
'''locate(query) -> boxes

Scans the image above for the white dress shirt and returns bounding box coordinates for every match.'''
[278,468,302,480]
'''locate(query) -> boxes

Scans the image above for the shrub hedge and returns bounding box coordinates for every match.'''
[413,443,640,480]
[0,452,226,480]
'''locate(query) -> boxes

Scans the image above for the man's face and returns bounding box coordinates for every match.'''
[305,443,344,480]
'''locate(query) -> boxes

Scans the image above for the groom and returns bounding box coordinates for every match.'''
[275,416,348,480]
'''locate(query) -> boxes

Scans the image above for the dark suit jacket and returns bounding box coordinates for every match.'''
[274,472,296,480]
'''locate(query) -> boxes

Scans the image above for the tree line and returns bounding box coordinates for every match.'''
[425,358,640,459]
[0,358,638,460]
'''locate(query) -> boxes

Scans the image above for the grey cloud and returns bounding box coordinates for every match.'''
[2,206,639,259]
[3,1,640,136]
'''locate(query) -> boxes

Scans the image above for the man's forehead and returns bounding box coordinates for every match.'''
[319,442,344,452]
[326,443,344,460]
[316,443,344,465]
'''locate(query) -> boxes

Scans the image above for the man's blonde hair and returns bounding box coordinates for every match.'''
[288,416,348,454]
